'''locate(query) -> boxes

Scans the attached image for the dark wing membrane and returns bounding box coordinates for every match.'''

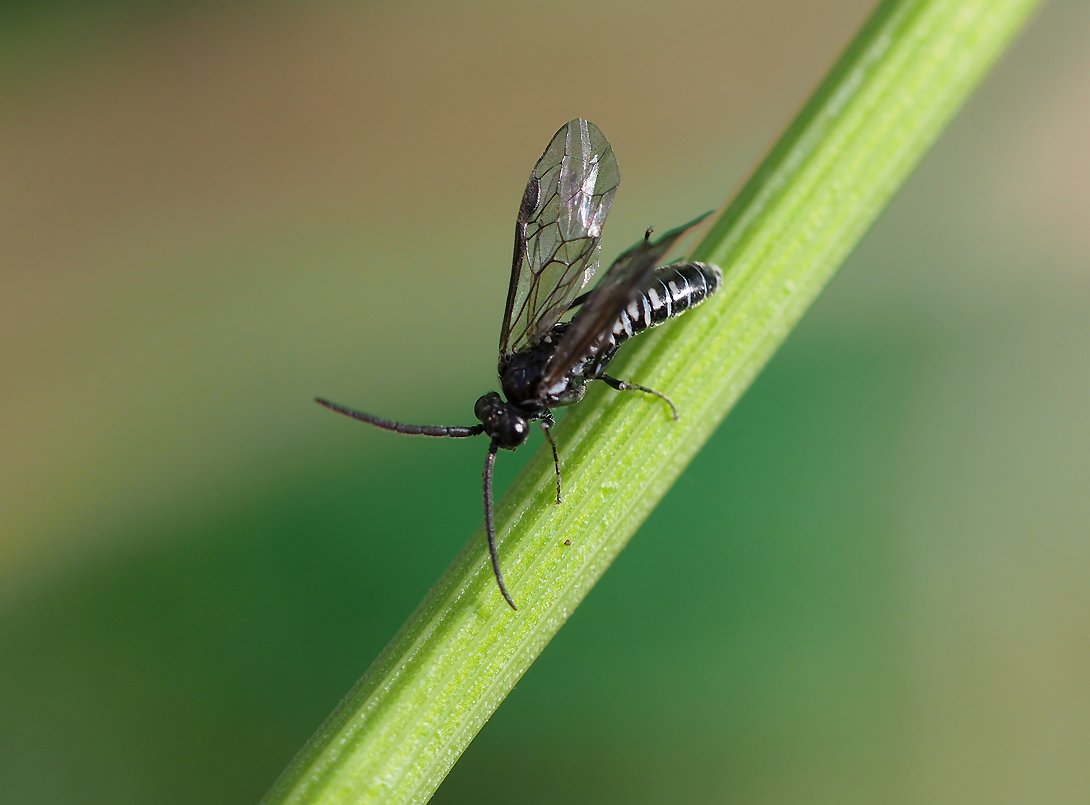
[498,119,620,362]
[541,212,712,389]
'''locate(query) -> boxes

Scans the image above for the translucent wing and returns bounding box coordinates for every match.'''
[541,212,712,390]
[498,119,620,363]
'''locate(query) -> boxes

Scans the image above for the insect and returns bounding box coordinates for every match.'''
[317,119,721,610]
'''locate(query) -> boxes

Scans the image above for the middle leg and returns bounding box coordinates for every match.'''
[539,412,562,504]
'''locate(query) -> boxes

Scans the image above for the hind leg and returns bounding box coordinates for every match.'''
[600,374,679,421]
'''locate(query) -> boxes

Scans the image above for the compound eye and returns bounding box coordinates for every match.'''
[474,392,503,423]
[500,416,529,449]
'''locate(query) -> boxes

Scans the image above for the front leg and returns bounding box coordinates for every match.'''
[539,412,562,504]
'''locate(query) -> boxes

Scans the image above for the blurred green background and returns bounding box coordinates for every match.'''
[2,1,1088,802]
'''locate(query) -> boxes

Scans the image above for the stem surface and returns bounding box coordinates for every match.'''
[265,2,1042,802]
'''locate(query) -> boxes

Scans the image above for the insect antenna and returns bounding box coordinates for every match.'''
[314,398,485,438]
[483,438,517,610]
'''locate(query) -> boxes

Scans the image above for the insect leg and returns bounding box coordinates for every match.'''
[539,413,562,504]
[600,374,679,421]
[315,398,484,437]
[483,438,517,611]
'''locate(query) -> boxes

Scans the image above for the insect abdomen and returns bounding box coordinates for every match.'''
[611,261,721,343]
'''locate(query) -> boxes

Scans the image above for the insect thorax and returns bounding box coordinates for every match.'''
[499,323,588,409]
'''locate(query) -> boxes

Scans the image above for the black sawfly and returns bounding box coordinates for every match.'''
[317,119,722,610]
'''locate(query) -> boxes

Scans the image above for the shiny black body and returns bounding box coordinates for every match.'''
[316,119,721,609]
[496,259,721,422]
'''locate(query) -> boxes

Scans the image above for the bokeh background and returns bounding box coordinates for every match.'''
[3,1,1088,802]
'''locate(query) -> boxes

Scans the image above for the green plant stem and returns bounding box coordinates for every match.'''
[264,1,1041,802]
